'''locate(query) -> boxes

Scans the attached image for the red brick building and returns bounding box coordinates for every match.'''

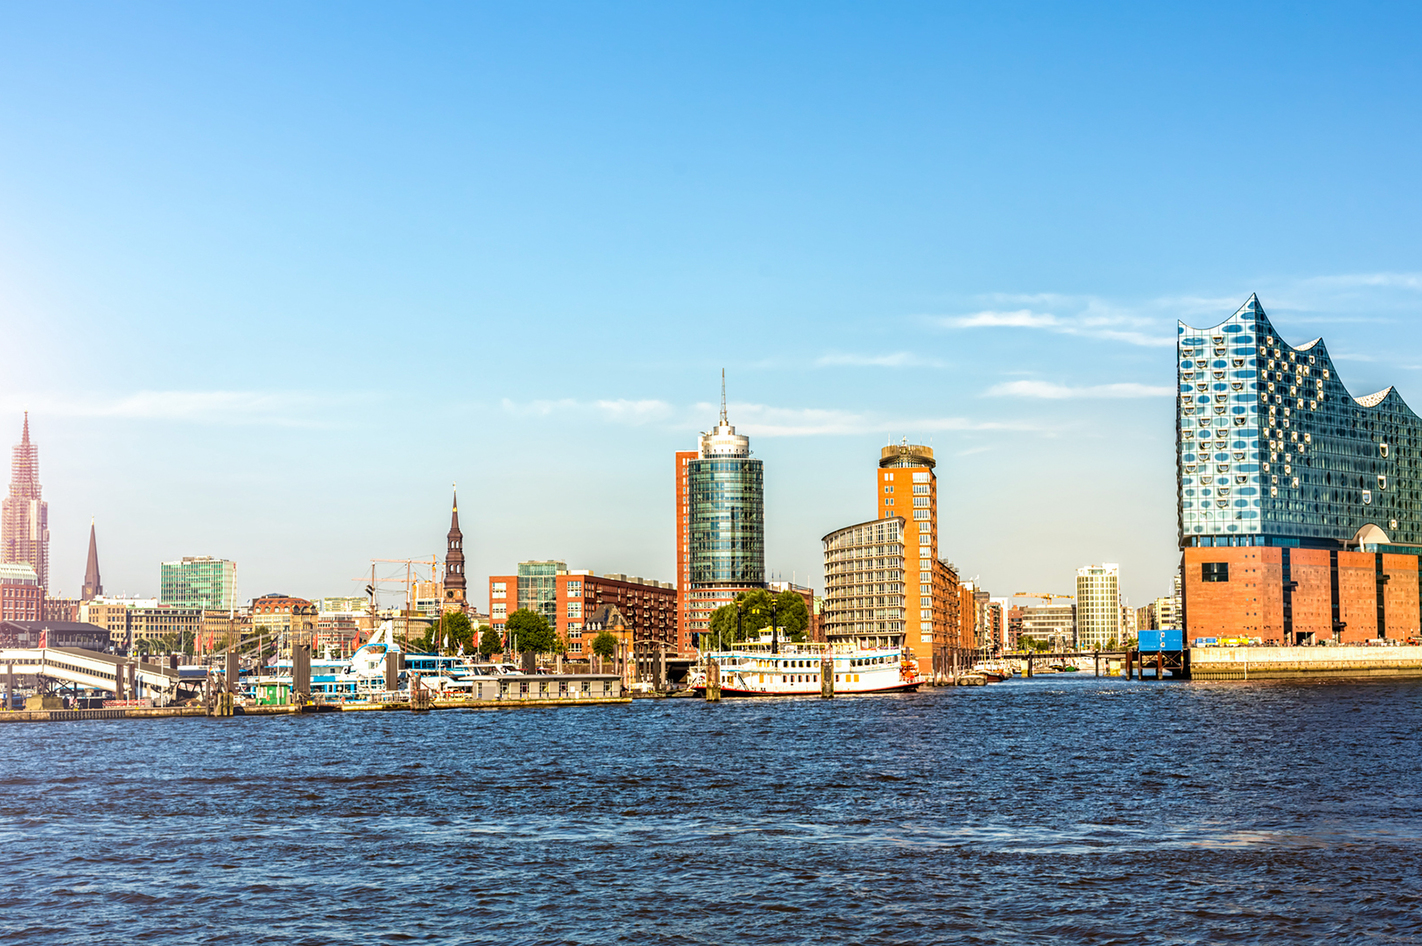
[1183,547,1421,644]
[488,566,677,660]
[0,569,42,622]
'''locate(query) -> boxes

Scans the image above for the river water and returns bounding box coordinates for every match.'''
[3,674,1420,945]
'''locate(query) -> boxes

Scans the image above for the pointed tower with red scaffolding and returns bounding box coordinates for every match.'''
[2,413,50,590]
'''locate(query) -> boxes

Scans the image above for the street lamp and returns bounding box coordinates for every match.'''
[770,600,780,655]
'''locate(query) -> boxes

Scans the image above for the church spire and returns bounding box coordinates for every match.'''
[443,485,466,606]
[21,411,29,446]
[82,519,102,601]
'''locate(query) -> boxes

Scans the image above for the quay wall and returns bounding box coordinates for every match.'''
[0,695,632,724]
[1190,645,1422,680]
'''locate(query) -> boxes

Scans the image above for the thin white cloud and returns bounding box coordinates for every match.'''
[1298,272,1422,292]
[814,352,947,368]
[499,397,1036,437]
[984,380,1173,399]
[499,397,678,426]
[950,309,1059,329]
[933,303,1174,348]
[0,390,341,426]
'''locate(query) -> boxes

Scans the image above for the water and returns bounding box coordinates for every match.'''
[3,674,1421,945]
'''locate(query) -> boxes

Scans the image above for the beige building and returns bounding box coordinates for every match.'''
[79,596,202,650]
[1075,565,1122,650]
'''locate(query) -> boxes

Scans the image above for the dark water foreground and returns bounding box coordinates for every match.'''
[3,674,1421,945]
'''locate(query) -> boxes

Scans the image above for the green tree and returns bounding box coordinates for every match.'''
[591,631,618,673]
[704,588,810,647]
[479,626,503,659]
[418,611,477,654]
[505,608,557,655]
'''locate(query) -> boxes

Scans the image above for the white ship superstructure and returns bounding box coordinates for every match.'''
[690,637,921,696]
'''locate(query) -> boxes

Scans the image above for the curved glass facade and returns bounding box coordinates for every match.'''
[1179,294,1422,550]
[688,456,764,586]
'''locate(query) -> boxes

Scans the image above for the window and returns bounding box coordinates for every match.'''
[1202,563,1229,583]
[884,485,894,493]
[567,581,582,595]
[912,472,929,483]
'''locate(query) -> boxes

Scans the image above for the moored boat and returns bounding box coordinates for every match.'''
[689,638,921,697]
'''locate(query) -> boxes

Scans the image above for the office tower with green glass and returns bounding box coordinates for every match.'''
[159,556,238,611]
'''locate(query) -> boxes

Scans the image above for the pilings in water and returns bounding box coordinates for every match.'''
[820,658,835,698]
[705,660,721,702]
[294,646,313,704]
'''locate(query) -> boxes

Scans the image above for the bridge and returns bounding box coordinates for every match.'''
[1,647,181,704]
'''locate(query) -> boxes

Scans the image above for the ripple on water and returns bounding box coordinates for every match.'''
[2,675,1421,945]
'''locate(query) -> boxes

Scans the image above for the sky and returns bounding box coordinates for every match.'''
[3,1,1422,608]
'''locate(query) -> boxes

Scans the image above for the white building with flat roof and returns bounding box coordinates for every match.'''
[1075,564,1121,650]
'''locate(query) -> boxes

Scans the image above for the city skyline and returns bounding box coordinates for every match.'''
[5,5,1422,606]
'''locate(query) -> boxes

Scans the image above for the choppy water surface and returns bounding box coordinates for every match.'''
[3,674,1421,945]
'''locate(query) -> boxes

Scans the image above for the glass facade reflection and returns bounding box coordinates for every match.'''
[517,560,566,628]
[1179,295,1422,551]
[688,455,764,586]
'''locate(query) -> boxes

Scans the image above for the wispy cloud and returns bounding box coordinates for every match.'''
[1297,272,1422,292]
[932,298,1175,347]
[814,352,947,368]
[949,310,1058,329]
[499,397,1035,437]
[984,380,1173,399]
[499,397,679,426]
[0,390,343,426]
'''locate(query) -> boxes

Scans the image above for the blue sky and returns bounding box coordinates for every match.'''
[3,2,1421,607]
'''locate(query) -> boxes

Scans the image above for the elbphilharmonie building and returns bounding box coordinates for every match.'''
[1180,293,1422,550]
[1179,295,1422,644]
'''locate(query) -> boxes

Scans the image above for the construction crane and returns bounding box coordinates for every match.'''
[1013,592,1074,601]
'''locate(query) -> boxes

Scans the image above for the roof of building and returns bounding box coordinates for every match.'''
[585,605,629,629]
[0,620,109,634]
[0,563,39,584]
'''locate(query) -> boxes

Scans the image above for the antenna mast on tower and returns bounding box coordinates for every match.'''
[720,368,728,425]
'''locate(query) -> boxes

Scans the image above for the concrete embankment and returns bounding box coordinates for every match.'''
[0,695,632,724]
[1190,644,1422,680]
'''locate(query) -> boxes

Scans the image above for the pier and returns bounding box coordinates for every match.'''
[0,645,632,723]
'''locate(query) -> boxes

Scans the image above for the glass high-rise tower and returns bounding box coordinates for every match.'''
[675,375,766,650]
[160,556,238,611]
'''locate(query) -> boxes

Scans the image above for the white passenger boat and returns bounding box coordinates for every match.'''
[689,638,921,697]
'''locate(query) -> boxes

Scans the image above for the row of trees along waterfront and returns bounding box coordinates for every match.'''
[705,589,809,647]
